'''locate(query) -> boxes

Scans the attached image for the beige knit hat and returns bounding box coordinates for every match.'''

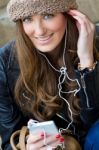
[7,0,78,22]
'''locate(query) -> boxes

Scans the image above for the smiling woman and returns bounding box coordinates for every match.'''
[0,0,99,150]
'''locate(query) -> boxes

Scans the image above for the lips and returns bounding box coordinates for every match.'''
[35,33,53,45]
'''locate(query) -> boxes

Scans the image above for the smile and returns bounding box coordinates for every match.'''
[35,34,53,44]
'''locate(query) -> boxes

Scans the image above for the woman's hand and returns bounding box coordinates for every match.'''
[26,132,64,150]
[68,10,95,68]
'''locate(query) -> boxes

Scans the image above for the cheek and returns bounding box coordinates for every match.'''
[50,18,66,33]
[23,24,33,37]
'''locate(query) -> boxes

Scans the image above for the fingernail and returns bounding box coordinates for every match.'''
[60,137,64,142]
[55,134,61,139]
[40,132,44,137]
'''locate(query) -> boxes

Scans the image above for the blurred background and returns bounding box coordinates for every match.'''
[0,0,99,46]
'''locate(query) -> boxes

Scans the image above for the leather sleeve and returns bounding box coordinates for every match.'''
[75,62,99,128]
[0,44,25,150]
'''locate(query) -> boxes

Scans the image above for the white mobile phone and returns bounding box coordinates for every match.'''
[28,120,58,134]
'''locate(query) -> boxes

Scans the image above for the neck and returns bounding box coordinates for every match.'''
[46,43,64,68]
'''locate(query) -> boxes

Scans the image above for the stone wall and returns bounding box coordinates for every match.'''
[0,0,99,46]
[0,0,15,47]
[0,5,15,46]
[0,0,9,8]
[77,0,99,22]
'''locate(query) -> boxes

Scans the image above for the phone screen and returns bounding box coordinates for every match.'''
[28,120,58,134]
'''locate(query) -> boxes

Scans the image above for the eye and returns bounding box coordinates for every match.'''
[22,16,33,23]
[43,14,54,20]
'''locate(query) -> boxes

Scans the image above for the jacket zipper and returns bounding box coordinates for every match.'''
[80,73,90,108]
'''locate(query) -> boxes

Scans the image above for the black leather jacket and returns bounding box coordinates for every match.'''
[0,41,99,150]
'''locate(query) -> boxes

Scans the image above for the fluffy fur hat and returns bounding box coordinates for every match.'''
[7,0,78,22]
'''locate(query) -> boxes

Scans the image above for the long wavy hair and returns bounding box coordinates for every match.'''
[14,13,98,122]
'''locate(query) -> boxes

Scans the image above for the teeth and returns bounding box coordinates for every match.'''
[38,36,50,40]
[36,34,53,41]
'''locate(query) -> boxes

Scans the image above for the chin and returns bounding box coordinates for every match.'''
[36,45,56,53]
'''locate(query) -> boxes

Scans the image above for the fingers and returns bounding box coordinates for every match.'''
[68,9,87,18]
[26,133,64,150]
[26,132,45,150]
[68,9,95,34]
[27,132,44,143]
[40,135,63,150]
[68,9,95,37]
[68,9,94,66]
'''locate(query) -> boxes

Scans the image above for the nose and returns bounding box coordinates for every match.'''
[34,21,46,36]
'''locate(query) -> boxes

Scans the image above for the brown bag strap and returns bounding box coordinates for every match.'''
[10,130,20,150]
[19,126,28,150]
[10,126,28,150]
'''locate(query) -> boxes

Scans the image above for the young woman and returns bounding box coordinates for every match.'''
[0,0,99,149]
